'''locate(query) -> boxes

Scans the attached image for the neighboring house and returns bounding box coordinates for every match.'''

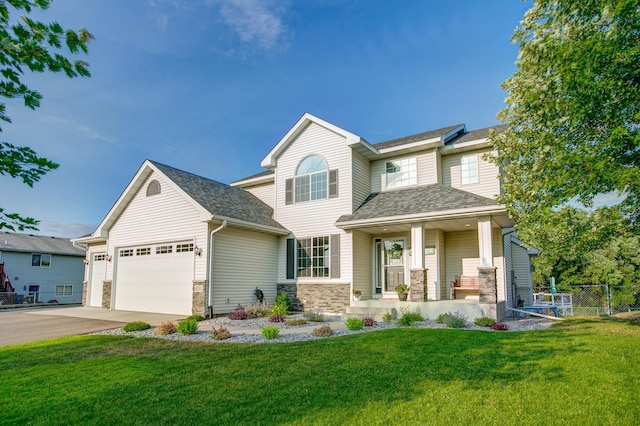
[0,233,85,305]
[75,113,536,320]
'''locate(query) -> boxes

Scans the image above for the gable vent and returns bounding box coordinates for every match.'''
[146,180,161,196]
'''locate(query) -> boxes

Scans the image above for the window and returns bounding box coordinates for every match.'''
[461,154,479,184]
[286,235,340,279]
[385,157,417,189]
[286,156,338,204]
[146,179,161,196]
[94,254,106,261]
[176,243,194,253]
[120,249,134,257]
[156,245,173,254]
[31,254,51,267]
[55,285,73,296]
[136,247,151,256]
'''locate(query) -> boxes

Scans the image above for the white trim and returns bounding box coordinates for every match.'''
[210,215,289,235]
[230,173,274,187]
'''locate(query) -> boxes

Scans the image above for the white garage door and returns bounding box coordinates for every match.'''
[88,253,107,307]
[114,242,194,315]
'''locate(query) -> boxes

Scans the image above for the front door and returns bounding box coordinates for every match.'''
[374,238,406,298]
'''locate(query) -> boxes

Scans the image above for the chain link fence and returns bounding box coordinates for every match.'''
[533,285,640,317]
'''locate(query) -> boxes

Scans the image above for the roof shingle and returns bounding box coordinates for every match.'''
[0,233,85,256]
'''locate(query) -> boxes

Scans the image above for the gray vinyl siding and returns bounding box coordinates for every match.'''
[243,181,275,209]
[274,122,353,285]
[424,229,439,300]
[0,251,84,303]
[352,151,371,211]
[504,233,514,307]
[211,227,278,314]
[441,148,501,199]
[107,171,209,282]
[352,231,372,298]
[370,150,438,192]
[512,242,533,306]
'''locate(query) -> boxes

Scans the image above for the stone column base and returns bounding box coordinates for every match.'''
[477,266,498,304]
[82,281,88,306]
[278,283,350,313]
[409,269,428,301]
[102,280,112,309]
[192,280,206,317]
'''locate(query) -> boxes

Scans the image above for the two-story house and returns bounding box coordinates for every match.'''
[75,113,535,320]
[0,233,86,305]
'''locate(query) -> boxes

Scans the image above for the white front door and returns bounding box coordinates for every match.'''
[88,253,107,307]
[374,238,407,298]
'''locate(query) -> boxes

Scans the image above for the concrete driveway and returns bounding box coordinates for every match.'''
[0,306,186,346]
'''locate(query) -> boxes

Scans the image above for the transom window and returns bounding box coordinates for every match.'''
[295,155,327,202]
[136,247,151,256]
[120,249,134,257]
[297,236,330,278]
[385,157,417,189]
[55,285,73,296]
[461,154,479,184]
[31,254,51,267]
[94,254,106,261]
[156,245,173,254]
[176,243,194,253]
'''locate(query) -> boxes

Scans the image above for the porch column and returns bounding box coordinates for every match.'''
[477,216,493,267]
[410,224,427,301]
[477,266,498,304]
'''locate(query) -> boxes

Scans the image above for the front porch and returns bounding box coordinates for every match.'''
[346,298,506,321]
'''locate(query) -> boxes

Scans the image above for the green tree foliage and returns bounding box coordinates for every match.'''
[490,0,640,226]
[0,0,92,231]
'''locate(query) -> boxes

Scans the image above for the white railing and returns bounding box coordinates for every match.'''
[532,292,573,316]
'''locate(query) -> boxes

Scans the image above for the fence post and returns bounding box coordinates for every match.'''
[605,283,612,317]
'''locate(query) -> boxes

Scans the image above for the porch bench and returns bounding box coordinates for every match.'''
[451,276,479,300]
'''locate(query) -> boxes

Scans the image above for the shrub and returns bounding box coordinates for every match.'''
[245,302,270,318]
[363,316,377,327]
[187,315,205,322]
[211,326,232,340]
[123,321,151,332]
[270,303,288,316]
[303,311,325,322]
[382,312,393,323]
[268,314,285,323]
[274,292,291,311]
[176,318,199,335]
[397,311,424,327]
[474,316,496,327]
[436,313,450,324]
[261,326,280,339]
[491,322,509,331]
[285,319,307,326]
[154,321,176,335]
[227,309,248,320]
[345,317,365,331]
[312,324,334,337]
[443,311,468,329]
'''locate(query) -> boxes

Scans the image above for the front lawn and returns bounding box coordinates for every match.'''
[1,316,639,425]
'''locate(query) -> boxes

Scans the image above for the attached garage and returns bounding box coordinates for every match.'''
[87,253,107,307]
[113,242,195,315]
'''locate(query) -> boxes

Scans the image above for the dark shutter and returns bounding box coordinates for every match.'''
[330,234,340,278]
[285,178,293,205]
[329,169,338,198]
[286,238,295,279]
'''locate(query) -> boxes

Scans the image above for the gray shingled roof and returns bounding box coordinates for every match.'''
[448,124,508,145]
[0,233,85,256]
[336,184,499,223]
[150,161,286,231]
[373,124,463,150]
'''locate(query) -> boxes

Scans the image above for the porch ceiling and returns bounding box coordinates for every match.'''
[340,214,513,235]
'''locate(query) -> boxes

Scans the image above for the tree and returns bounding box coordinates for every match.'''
[489,0,640,227]
[0,0,92,231]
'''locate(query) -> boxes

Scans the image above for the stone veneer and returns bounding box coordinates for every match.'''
[477,266,498,304]
[102,280,112,309]
[409,269,428,302]
[277,283,350,313]
[192,280,206,317]
[82,281,88,306]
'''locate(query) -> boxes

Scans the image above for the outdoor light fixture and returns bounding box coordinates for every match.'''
[83,258,89,265]
[105,255,112,262]
[194,247,202,256]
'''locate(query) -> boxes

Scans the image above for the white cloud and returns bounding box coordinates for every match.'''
[33,221,97,239]
[42,115,118,146]
[218,0,288,51]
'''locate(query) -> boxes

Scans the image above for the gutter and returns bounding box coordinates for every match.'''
[207,220,227,318]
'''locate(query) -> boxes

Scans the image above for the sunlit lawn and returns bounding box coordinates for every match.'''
[1,315,638,425]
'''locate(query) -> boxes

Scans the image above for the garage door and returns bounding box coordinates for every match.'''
[113,242,194,315]
[88,253,107,307]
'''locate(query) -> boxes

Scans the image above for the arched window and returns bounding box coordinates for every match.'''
[146,179,161,196]
[295,155,327,202]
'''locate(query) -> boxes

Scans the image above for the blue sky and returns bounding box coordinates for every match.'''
[3,0,532,238]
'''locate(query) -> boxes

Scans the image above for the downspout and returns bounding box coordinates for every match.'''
[207,220,227,318]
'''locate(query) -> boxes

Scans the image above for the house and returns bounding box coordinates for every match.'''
[0,233,86,305]
[75,113,536,320]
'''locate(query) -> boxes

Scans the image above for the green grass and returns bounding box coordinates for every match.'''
[1,316,639,425]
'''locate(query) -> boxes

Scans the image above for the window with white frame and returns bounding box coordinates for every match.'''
[31,253,51,267]
[461,154,479,184]
[136,247,151,256]
[120,249,134,257]
[176,243,194,253]
[385,157,417,189]
[156,245,173,254]
[295,155,327,202]
[55,285,73,296]
[297,236,330,278]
